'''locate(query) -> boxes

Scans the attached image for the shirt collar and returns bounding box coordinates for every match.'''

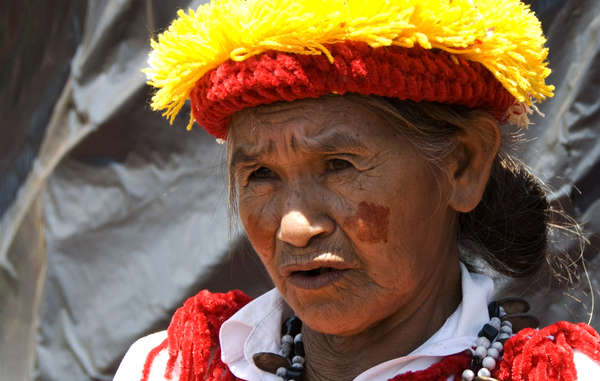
[220,263,494,381]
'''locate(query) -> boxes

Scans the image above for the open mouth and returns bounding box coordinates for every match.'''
[288,267,345,289]
[296,267,335,277]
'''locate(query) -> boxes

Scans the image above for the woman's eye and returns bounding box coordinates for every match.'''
[326,158,353,172]
[249,166,276,180]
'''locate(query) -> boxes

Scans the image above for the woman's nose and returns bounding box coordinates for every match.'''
[277,210,335,247]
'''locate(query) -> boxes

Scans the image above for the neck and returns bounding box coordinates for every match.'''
[301,259,462,381]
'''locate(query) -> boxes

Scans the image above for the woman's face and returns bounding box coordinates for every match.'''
[229,96,460,335]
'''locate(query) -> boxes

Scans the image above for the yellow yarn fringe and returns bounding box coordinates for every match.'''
[145,0,554,129]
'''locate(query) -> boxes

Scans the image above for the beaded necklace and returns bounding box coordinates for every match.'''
[253,301,517,381]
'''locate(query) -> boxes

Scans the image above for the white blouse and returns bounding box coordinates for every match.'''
[114,264,600,380]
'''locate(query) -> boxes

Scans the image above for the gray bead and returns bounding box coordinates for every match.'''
[475,346,488,358]
[492,341,503,351]
[482,356,497,370]
[461,369,475,381]
[281,342,293,357]
[476,336,491,348]
[292,355,305,365]
[281,334,293,344]
[499,306,506,317]
[489,317,502,329]
[498,333,511,341]
[294,333,303,343]
[477,367,491,377]
[502,320,512,328]
[501,325,513,334]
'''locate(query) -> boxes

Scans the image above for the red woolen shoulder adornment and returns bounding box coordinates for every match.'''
[140,289,251,381]
[141,294,600,381]
[496,321,600,381]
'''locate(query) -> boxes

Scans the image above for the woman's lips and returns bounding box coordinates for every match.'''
[287,268,347,289]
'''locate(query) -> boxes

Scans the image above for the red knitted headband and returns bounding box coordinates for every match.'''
[190,42,515,140]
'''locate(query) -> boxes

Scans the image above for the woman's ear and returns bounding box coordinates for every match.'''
[447,116,501,213]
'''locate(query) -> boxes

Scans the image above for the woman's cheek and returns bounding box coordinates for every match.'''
[242,210,277,260]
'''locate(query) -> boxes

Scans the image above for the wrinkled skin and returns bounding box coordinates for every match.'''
[228,96,499,379]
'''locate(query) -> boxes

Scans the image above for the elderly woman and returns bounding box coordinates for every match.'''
[115,1,600,380]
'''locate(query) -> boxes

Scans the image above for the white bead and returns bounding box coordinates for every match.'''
[499,306,506,317]
[478,367,492,377]
[487,347,500,359]
[294,333,303,343]
[276,367,287,377]
[489,317,501,329]
[476,336,491,348]
[501,325,513,334]
[281,334,293,344]
[502,320,512,328]
[492,341,503,351]
[482,356,497,370]
[475,346,488,358]
[461,369,475,381]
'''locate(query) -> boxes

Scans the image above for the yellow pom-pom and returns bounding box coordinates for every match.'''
[144,0,554,126]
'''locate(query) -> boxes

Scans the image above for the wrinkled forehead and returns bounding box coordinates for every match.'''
[226,95,393,146]
[230,97,360,130]
[225,96,400,170]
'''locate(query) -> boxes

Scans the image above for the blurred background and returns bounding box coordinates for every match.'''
[0,0,598,380]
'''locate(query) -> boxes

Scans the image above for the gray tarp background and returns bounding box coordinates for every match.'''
[0,0,598,380]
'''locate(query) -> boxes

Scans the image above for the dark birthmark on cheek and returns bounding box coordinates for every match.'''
[344,201,390,243]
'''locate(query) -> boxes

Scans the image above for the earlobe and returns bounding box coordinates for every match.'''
[448,117,501,213]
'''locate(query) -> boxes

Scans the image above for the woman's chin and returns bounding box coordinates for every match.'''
[290,297,374,336]
[302,313,370,336]
[277,273,388,335]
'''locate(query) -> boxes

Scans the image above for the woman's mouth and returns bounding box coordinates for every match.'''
[288,267,346,289]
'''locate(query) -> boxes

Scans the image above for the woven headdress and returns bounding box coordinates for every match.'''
[145,0,554,140]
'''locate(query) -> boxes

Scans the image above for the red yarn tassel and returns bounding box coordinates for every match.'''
[141,290,251,381]
[141,338,168,381]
